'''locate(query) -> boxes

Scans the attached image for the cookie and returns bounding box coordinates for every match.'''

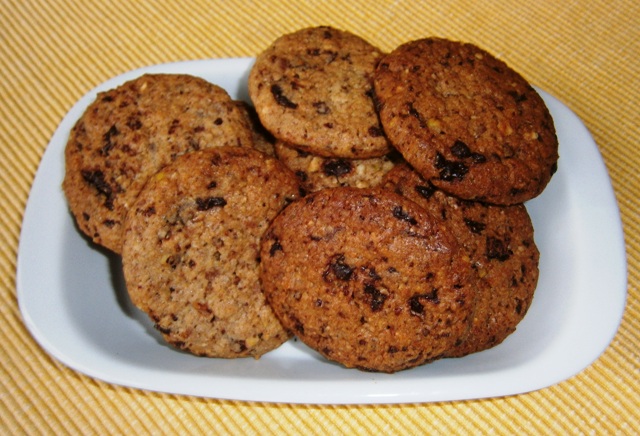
[374,38,559,205]
[235,100,276,156]
[122,146,302,358]
[63,73,254,253]
[382,164,539,356]
[274,140,399,192]
[259,187,476,373]
[248,26,391,159]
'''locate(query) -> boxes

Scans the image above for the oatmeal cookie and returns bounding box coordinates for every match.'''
[122,146,302,358]
[63,73,254,253]
[249,26,391,159]
[259,187,476,372]
[374,38,558,205]
[382,164,539,356]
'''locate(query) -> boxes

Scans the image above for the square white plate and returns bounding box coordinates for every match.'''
[17,58,627,404]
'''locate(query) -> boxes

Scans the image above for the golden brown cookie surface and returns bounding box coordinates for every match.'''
[274,140,399,192]
[259,187,476,372]
[63,74,254,253]
[374,38,558,205]
[382,164,539,356]
[249,26,391,159]
[122,147,302,358]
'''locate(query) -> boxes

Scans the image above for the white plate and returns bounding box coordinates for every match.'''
[17,58,627,404]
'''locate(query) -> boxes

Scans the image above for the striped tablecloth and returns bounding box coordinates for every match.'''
[1,0,638,433]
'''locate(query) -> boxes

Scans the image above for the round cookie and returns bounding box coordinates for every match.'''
[274,140,399,192]
[259,187,476,373]
[122,146,302,358]
[374,38,559,205]
[382,164,539,356]
[248,26,391,159]
[63,73,254,253]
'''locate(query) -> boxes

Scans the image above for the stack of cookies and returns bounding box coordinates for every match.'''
[63,74,304,358]
[252,27,556,372]
[248,26,402,193]
[63,26,558,373]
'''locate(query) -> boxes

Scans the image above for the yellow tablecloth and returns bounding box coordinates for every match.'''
[1,0,638,433]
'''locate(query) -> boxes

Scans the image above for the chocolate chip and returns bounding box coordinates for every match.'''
[408,296,424,315]
[368,125,384,137]
[101,124,119,156]
[295,148,311,158]
[195,197,227,211]
[271,84,298,109]
[451,140,471,158]
[408,289,440,317]
[415,184,436,200]
[392,206,417,225]
[126,116,142,130]
[471,152,487,163]
[464,218,486,234]
[269,240,283,256]
[486,236,512,261]
[295,170,308,182]
[235,340,248,353]
[435,153,468,181]
[168,119,180,135]
[166,254,181,269]
[313,101,331,114]
[451,140,486,163]
[364,283,387,311]
[81,169,114,210]
[155,324,172,335]
[324,254,353,281]
[142,206,156,217]
[507,90,528,103]
[322,159,352,177]
[293,316,305,334]
[407,102,426,128]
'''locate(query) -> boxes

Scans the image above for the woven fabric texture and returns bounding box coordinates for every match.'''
[1,0,638,433]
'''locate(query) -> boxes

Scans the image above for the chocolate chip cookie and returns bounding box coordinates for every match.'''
[63,73,254,253]
[249,26,391,159]
[122,146,302,358]
[374,38,559,205]
[382,164,539,356]
[259,187,476,372]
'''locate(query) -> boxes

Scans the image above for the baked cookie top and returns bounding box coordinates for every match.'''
[122,146,302,358]
[63,73,254,253]
[274,140,399,192]
[374,38,559,205]
[248,26,391,159]
[382,164,539,356]
[259,187,476,373]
